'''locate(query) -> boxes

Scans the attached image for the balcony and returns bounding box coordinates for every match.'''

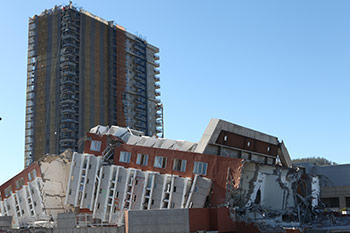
[154,69,160,75]
[62,33,78,41]
[155,90,161,96]
[133,83,146,90]
[155,84,160,89]
[135,65,146,73]
[134,43,146,50]
[60,78,76,85]
[154,76,160,82]
[135,114,146,122]
[59,138,75,145]
[156,104,162,110]
[60,98,76,104]
[154,55,160,60]
[62,41,79,49]
[61,70,76,76]
[156,112,162,118]
[61,108,76,114]
[134,97,146,105]
[154,62,160,68]
[134,76,146,85]
[156,129,163,134]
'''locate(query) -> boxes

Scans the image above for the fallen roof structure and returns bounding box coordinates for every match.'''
[89,125,198,152]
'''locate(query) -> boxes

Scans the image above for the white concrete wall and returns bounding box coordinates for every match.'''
[240,163,296,211]
[66,153,212,226]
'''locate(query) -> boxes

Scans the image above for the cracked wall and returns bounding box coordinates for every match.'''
[0,151,72,228]
[38,152,72,219]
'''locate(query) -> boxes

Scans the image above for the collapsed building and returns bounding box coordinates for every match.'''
[71,119,318,232]
[0,119,325,232]
[0,151,72,228]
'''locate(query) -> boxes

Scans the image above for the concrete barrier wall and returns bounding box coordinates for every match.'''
[125,209,190,233]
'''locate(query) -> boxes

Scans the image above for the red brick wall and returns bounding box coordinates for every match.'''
[83,133,243,206]
[188,208,237,232]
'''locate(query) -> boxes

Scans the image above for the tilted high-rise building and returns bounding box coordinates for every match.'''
[25,3,163,166]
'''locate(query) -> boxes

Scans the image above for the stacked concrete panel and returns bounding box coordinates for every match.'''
[0,176,56,227]
[65,152,212,225]
[65,153,102,210]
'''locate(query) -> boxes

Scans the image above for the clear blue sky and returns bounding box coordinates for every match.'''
[1,0,350,184]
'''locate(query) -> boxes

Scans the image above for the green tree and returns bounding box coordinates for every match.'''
[292,157,337,166]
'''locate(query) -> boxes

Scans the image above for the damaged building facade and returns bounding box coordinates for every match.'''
[1,119,324,232]
[68,119,317,232]
[0,151,72,228]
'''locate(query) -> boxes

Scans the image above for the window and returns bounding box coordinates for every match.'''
[90,140,102,152]
[16,178,25,189]
[173,159,187,172]
[346,197,350,208]
[119,151,131,163]
[193,161,208,175]
[31,170,37,179]
[4,186,12,198]
[136,153,149,166]
[154,156,167,169]
[321,197,340,208]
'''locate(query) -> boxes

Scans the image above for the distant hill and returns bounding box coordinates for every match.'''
[292,157,337,166]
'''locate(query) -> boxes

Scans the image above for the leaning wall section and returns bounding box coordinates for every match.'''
[65,152,211,225]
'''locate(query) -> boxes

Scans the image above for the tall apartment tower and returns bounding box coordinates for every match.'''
[25,3,163,166]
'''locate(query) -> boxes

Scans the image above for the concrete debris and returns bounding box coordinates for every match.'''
[224,162,316,232]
